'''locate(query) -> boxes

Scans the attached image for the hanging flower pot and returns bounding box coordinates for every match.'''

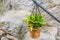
[23,12,45,38]
[29,27,41,38]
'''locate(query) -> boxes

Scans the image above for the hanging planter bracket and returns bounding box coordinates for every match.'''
[32,0,60,23]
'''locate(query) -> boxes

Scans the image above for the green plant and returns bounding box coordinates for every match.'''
[24,13,45,30]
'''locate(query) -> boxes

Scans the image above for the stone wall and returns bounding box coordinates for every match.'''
[0,0,60,40]
[3,0,34,12]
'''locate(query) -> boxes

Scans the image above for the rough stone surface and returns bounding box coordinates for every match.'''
[0,10,31,40]
[3,0,34,12]
[1,34,18,40]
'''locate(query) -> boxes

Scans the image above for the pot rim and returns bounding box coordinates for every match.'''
[28,26,41,30]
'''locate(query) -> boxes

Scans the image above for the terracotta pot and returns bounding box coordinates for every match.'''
[29,27,41,38]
